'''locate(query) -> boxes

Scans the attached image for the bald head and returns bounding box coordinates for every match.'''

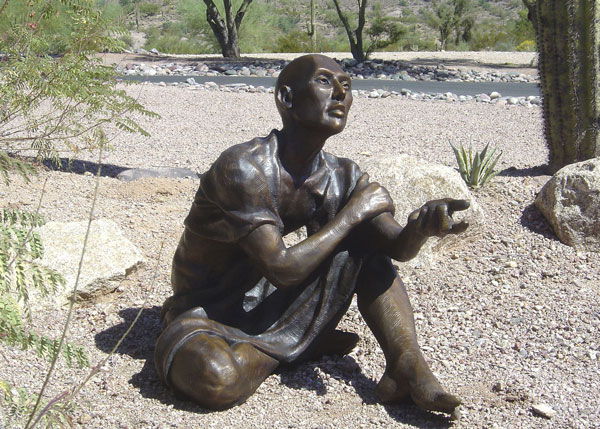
[275,54,344,96]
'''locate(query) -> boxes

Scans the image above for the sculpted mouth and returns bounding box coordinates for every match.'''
[328,105,346,117]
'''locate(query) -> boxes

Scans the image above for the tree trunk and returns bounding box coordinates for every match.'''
[522,0,538,34]
[332,0,367,62]
[309,0,317,52]
[536,0,600,172]
[203,0,253,58]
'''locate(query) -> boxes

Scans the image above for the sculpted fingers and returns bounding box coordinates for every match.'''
[446,199,470,216]
[444,199,470,235]
[355,173,370,191]
[434,204,451,236]
[347,180,394,223]
[410,200,469,237]
[449,220,469,234]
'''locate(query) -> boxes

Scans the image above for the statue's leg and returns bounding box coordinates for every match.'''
[300,329,360,361]
[355,254,461,414]
[164,332,278,410]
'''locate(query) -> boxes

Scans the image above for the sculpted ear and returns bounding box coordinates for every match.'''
[277,85,293,109]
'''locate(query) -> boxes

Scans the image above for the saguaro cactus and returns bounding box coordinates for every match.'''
[536,0,600,173]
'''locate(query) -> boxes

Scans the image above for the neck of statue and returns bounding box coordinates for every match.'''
[277,125,327,185]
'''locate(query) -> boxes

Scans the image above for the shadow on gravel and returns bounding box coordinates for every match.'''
[5,152,129,177]
[113,53,287,66]
[520,203,558,240]
[498,165,549,177]
[279,356,453,427]
[40,157,128,177]
[94,306,212,413]
[95,308,455,424]
[403,57,536,71]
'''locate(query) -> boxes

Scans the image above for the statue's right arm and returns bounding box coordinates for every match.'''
[238,174,393,291]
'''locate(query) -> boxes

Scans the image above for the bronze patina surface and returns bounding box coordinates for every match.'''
[155,54,469,414]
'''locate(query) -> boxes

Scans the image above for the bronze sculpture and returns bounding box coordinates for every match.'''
[155,54,469,415]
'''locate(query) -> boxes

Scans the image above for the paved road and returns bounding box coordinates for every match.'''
[121,75,540,97]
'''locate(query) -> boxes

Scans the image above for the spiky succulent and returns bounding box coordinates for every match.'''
[450,142,502,189]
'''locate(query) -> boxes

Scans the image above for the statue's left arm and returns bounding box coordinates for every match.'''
[363,199,469,261]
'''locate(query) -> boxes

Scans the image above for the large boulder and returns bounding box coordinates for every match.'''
[535,158,600,251]
[360,154,484,271]
[36,218,144,304]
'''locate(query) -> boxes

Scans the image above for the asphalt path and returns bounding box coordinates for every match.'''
[121,74,540,97]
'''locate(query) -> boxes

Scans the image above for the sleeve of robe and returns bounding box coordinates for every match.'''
[183,143,284,243]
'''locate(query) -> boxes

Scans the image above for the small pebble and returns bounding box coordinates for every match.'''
[532,403,557,419]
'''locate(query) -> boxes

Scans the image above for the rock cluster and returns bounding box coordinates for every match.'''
[141,79,542,106]
[119,50,537,84]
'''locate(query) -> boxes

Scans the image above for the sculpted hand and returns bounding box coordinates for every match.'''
[407,199,470,238]
[346,174,394,224]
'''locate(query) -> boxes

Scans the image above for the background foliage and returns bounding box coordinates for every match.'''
[0,0,156,426]
[87,0,535,55]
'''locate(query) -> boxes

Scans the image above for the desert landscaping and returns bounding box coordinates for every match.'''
[1,51,598,428]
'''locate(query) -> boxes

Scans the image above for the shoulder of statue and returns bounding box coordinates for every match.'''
[210,131,277,175]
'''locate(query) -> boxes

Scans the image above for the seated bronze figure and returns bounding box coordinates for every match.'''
[155,54,469,415]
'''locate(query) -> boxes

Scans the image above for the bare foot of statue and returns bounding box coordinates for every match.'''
[376,351,461,414]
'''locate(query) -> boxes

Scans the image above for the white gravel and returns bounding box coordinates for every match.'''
[1,78,598,429]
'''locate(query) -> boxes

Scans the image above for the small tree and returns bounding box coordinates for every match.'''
[331,0,403,62]
[423,0,473,50]
[452,0,474,45]
[201,0,254,58]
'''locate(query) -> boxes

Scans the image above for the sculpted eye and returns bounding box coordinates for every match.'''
[317,76,330,85]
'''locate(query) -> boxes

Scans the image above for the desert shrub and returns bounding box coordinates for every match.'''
[0,0,156,425]
[275,30,313,53]
[145,23,216,54]
[138,1,160,16]
[317,34,350,53]
[516,40,535,51]
[365,16,405,55]
[0,208,88,366]
[120,32,135,48]
[469,26,513,50]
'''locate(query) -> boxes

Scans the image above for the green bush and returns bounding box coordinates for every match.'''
[145,23,216,54]
[275,30,313,53]
[138,1,160,16]
[516,39,536,51]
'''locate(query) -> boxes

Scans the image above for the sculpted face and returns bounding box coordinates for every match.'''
[276,55,353,136]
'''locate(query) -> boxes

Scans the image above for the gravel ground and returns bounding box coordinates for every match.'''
[1,57,599,428]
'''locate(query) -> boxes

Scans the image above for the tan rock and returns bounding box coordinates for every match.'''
[36,218,144,304]
[535,158,600,251]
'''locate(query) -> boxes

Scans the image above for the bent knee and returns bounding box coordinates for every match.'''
[168,334,246,409]
[357,254,398,292]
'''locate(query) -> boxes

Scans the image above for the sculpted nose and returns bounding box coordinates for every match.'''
[332,78,346,101]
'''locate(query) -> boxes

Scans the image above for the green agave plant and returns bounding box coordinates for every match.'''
[450,142,502,189]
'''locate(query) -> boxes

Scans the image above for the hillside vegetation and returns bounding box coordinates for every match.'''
[104,0,534,55]
[3,0,534,56]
